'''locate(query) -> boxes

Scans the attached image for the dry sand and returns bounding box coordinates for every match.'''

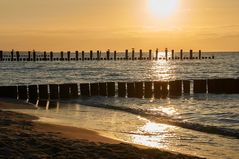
[0,101,203,159]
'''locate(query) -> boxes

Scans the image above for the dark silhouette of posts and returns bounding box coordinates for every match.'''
[39,85,48,99]
[28,51,31,61]
[69,84,78,98]
[97,50,100,60]
[135,82,143,98]
[183,80,190,94]
[106,50,110,60]
[155,48,159,60]
[80,83,90,96]
[165,48,168,60]
[144,82,153,98]
[127,82,135,98]
[139,49,143,60]
[118,82,126,97]
[33,50,36,61]
[67,51,70,61]
[154,81,168,98]
[90,83,99,96]
[50,51,53,61]
[43,51,47,61]
[154,81,161,98]
[199,50,202,59]
[132,48,135,60]
[180,49,183,60]
[107,82,115,97]
[169,80,182,97]
[193,80,206,93]
[190,50,193,59]
[82,51,85,61]
[11,50,14,61]
[114,51,117,60]
[90,50,93,60]
[49,84,59,99]
[0,50,2,61]
[171,50,174,60]
[60,51,64,61]
[28,85,38,103]
[59,84,70,99]
[149,50,152,60]
[0,86,17,98]
[99,83,107,96]
[125,49,128,60]
[75,51,79,60]
[16,51,20,61]
[18,86,28,100]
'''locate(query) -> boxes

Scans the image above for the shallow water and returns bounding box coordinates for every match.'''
[1,52,239,159]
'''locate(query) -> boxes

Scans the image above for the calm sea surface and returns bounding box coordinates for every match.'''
[0,52,239,159]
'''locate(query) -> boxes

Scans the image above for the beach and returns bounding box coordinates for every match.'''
[0,101,202,159]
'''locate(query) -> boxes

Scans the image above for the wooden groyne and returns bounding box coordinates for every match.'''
[0,79,238,103]
[0,49,215,62]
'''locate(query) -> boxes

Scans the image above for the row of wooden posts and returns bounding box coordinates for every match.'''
[0,79,238,103]
[0,49,214,62]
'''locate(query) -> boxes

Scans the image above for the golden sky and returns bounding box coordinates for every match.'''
[0,0,239,51]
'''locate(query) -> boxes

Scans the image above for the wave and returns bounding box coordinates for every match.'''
[64,99,239,139]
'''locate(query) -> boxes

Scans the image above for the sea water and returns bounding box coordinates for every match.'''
[0,52,239,159]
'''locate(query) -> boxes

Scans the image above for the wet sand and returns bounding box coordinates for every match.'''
[0,101,203,159]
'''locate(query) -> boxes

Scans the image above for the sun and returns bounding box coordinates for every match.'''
[148,0,179,18]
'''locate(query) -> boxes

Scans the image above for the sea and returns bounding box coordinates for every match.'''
[0,51,239,159]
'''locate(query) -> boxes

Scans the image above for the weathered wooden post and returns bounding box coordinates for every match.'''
[180,49,183,60]
[107,82,115,97]
[16,51,20,61]
[139,49,143,60]
[132,48,135,60]
[171,50,174,60]
[43,51,47,61]
[190,50,193,59]
[80,83,90,96]
[28,85,38,103]
[155,48,159,60]
[118,82,126,97]
[60,51,64,61]
[33,50,36,61]
[59,84,70,99]
[99,83,107,96]
[90,50,93,60]
[28,51,31,61]
[135,82,143,98]
[114,51,117,60]
[107,49,110,60]
[169,80,182,97]
[199,50,202,60]
[154,81,161,98]
[127,82,135,98]
[69,84,78,98]
[183,80,190,94]
[193,80,206,93]
[125,49,128,60]
[154,81,168,98]
[149,50,152,60]
[165,48,168,60]
[90,83,99,96]
[82,51,85,61]
[50,51,53,61]
[75,51,79,61]
[49,84,59,99]
[0,50,3,61]
[97,50,100,60]
[144,82,153,98]
[18,86,28,100]
[67,51,70,61]
[11,50,14,61]
[39,85,48,99]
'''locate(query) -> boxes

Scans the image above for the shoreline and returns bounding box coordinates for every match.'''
[0,101,203,159]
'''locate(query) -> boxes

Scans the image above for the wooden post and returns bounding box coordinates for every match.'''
[118,82,126,97]
[99,83,107,96]
[190,50,193,59]
[125,49,128,60]
[132,48,135,60]
[0,50,2,61]
[199,50,202,60]
[154,81,168,98]
[39,85,48,99]
[149,50,152,60]
[18,86,28,100]
[155,48,159,60]
[43,51,47,61]
[114,51,117,60]
[28,51,31,61]
[107,82,115,97]
[28,85,38,103]
[165,48,168,60]
[80,83,90,96]
[127,82,135,98]
[169,80,182,97]
[139,49,143,60]
[60,51,64,61]
[144,82,153,98]
[97,50,100,60]
[154,81,161,99]
[33,50,36,61]
[49,84,59,99]
[107,49,110,60]
[180,49,183,60]
[69,84,78,98]
[82,51,85,61]
[11,50,14,61]
[50,51,53,61]
[193,80,206,93]
[67,51,70,61]
[171,50,174,60]
[16,51,20,61]
[135,82,143,98]
[183,80,190,94]
[75,51,79,61]
[90,83,99,96]
[90,50,93,60]
[59,84,70,99]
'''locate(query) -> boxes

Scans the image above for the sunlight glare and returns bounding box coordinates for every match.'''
[148,0,179,18]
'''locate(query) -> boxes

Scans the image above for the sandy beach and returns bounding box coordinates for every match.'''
[0,101,203,159]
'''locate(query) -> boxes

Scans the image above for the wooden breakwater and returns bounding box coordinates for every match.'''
[0,79,238,103]
[0,49,214,62]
